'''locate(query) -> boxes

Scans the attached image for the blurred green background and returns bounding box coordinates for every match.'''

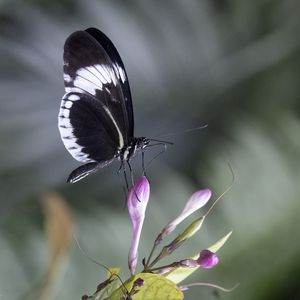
[1,0,300,299]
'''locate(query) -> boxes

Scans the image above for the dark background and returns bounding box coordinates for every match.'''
[1,0,300,299]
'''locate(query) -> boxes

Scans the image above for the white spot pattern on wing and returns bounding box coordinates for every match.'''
[113,63,126,83]
[59,117,72,128]
[60,108,70,118]
[76,68,103,91]
[65,87,83,93]
[64,63,126,95]
[58,93,94,163]
[68,94,80,101]
[73,76,98,96]
[64,73,72,83]
[95,65,113,84]
[64,101,73,109]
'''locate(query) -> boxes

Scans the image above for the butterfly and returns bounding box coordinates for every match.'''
[58,28,168,184]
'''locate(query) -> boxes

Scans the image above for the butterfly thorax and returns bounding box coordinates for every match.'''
[119,137,149,161]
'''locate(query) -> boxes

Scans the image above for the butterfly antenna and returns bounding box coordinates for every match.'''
[153,124,208,139]
[144,142,168,171]
[148,138,174,145]
[73,234,129,295]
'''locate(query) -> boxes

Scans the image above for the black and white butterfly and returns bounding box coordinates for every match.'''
[58,28,168,184]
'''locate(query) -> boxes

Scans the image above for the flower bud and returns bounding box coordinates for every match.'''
[197,249,219,269]
[127,177,150,274]
[161,189,211,238]
[133,278,145,287]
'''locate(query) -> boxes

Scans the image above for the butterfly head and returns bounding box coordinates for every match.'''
[135,137,150,150]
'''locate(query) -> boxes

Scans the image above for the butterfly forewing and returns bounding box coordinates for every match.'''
[59,29,133,165]
[85,28,134,137]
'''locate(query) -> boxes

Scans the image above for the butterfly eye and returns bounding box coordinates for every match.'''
[142,140,150,149]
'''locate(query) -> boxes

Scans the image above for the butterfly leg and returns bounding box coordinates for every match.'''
[123,162,130,192]
[127,159,143,202]
[117,160,130,191]
[117,161,129,202]
[141,150,151,185]
[126,160,135,187]
[142,151,147,177]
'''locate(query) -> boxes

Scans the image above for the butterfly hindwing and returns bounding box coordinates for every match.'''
[59,91,121,163]
[67,160,114,183]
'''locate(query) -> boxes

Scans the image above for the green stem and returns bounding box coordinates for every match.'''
[144,233,163,270]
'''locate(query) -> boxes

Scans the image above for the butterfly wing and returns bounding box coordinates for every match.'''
[59,29,133,167]
[66,160,114,183]
[85,27,134,137]
[59,91,119,163]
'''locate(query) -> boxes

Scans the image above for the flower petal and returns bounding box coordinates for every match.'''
[182,189,212,215]
[162,189,211,237]
[127,176,150,274]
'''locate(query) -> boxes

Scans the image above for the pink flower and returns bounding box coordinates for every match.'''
[161,189,212,238]
[127,176,150,274]
[197,250,219,269]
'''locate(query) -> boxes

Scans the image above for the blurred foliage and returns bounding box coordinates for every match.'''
[0,0,300,299]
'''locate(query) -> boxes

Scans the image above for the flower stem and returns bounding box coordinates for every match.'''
[147,253,163,269]
[144,244,156,270]
[147,261,179,273]
[144,233,163,270]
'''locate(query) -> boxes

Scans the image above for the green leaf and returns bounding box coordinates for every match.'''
[109,273,183,300]
[164,231,232,284]
[207,231,232,253]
